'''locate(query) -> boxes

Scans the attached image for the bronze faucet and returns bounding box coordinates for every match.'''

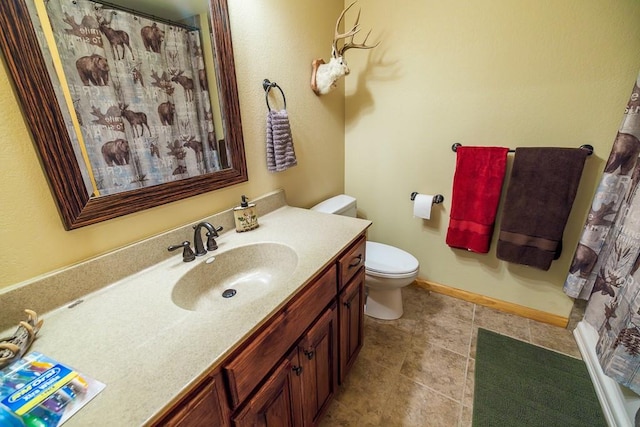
[193,222,223,256]
[168,222,223,262]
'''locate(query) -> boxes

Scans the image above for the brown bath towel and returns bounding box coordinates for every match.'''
[496,148,588,270]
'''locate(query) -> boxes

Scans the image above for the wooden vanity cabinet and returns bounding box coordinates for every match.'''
[225,263,339,427]
[156,232,367,427]
[224,265,337,409]
[337,236,366,383]
[233,304,338,427]
[153,371,230,427]
[338,268,365,383]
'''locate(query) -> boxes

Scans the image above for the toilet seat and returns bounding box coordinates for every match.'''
[366,268,419,279]
[365,242,419,278]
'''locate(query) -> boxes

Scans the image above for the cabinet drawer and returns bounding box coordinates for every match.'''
[338,236,366,291]
[224,265,337,408]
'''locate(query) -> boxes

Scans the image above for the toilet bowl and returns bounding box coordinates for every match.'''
[364,241,419,319]
[310,195,420,320]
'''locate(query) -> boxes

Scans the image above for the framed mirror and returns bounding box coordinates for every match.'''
[0,0,247,230]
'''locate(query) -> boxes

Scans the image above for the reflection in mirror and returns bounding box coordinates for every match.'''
[45,0,229,196]
[0,0,246,229]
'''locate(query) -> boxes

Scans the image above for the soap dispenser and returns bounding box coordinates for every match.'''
[234,195,259,232]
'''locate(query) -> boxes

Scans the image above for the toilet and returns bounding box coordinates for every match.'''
[311,195,420,320]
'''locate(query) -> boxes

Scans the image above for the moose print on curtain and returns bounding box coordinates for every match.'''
[45,0,228,196]
[564,72,640,394]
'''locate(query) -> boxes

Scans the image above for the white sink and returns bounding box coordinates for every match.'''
[171,242,298,312]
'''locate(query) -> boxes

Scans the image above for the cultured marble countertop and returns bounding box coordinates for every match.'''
[2,205,370,425]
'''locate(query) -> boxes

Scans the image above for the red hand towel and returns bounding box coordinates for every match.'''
[446,146,509,253]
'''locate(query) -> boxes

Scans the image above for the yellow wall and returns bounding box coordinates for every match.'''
[4,1,639,320]
[345,0,640,317]
[0,0,345,290]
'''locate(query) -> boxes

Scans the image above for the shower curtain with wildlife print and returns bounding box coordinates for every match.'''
[564,70,640,394]
[45,0,226,196]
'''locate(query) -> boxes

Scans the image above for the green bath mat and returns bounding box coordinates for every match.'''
[473,328,606,426]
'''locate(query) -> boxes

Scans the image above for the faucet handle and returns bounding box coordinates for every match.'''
[210,225,223,237]
[206,226,223,251]
[168,241,196,262]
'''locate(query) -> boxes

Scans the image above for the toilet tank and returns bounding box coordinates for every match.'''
[310,195,357,218]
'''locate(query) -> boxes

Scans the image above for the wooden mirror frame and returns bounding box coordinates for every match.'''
[0,0,247,230]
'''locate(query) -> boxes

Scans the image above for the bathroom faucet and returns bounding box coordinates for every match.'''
[193,222,223,256]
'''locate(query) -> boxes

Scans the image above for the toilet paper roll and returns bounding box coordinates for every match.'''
[413,193,434,219]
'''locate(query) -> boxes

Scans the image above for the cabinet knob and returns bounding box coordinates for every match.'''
[292,365,303,376]
[343,301,351,309]
[348,254,362,269]
[303,349,315,360]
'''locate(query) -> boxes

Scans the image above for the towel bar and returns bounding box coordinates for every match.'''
[451,142,594,156]
[411,192,444,204]
[263,79,287,110]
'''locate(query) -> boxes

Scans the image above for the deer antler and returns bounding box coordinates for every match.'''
[90,105,107,124]
[150,70,174,94]
[342,28,378,55]
[179,118,192,136]
[63,13,82,33]
[167,51,180,68]
[332,2,360,56]
[94,7,113,25]
[332,1,379,58]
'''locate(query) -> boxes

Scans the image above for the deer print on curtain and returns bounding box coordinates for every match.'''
[564,72,640,394]
[45,0,227,196]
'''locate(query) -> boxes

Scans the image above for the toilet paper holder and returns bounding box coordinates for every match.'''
[410,192,444,204]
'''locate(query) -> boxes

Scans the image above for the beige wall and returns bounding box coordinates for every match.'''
[4,1,638,320]
[345,0,640,317]
[0,0,345,290]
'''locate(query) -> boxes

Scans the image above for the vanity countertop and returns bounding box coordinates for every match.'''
[1,204,371,425]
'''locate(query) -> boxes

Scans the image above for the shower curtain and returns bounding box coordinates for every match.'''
[564,70,640,394]
[45,0,224,195]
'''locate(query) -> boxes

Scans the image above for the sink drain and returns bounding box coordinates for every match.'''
[222,289,237,298]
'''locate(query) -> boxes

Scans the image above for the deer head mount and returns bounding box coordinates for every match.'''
[311,1,379,96]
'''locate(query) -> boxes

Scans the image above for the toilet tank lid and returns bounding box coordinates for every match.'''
[310,195,356,215]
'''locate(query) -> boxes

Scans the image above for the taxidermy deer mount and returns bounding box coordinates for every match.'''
[311,1,379,96]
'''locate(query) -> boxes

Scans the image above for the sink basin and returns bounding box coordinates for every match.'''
[171,243,298,312]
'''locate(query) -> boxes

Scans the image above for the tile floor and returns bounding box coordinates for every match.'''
[320,284,582,427]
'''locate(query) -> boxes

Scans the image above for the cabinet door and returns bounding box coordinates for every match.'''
[299,303,338,426]
[338,268,365,384]
[233,350,303,427]
[156,372,230,427]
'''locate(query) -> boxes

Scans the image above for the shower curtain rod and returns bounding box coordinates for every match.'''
[90,0,201,31]
[451,142,594,156]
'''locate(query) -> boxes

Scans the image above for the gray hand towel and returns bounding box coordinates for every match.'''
[266,109,297,172]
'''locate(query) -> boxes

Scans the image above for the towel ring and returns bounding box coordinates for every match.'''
[263,79,286,111]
